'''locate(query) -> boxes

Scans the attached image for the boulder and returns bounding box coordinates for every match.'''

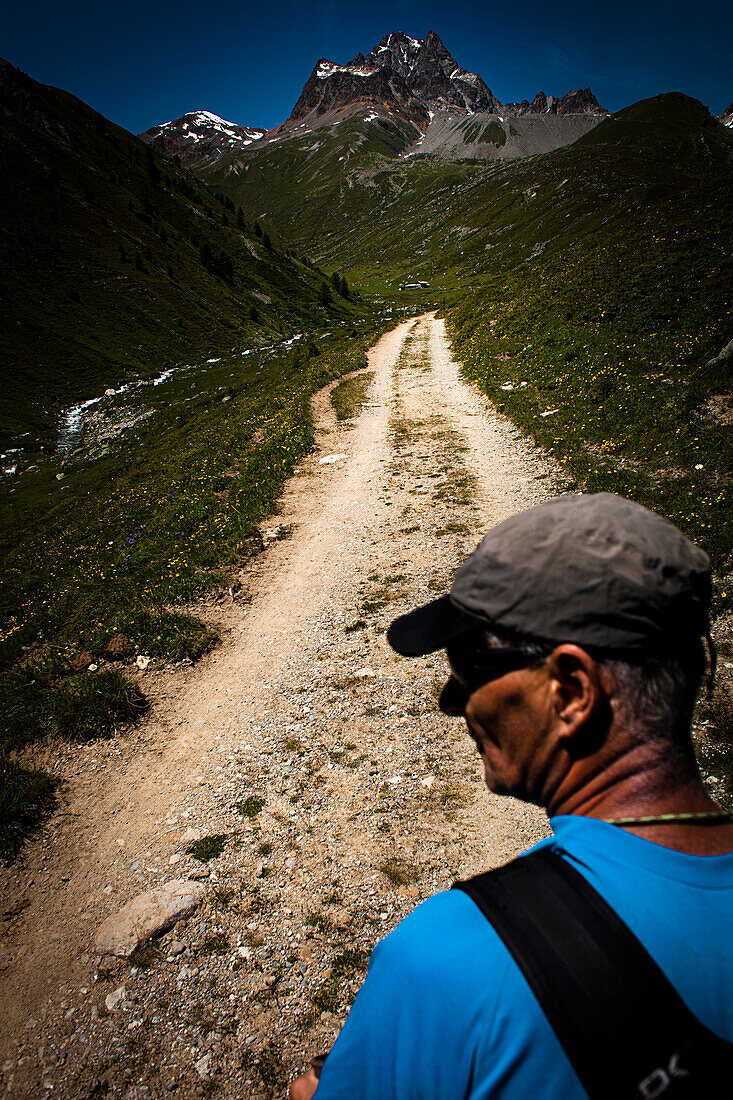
[94,879,205,957]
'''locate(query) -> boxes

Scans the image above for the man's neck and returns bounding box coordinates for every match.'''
[546,741,733,855]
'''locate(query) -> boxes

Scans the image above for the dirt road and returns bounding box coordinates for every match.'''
[1,314,565,1098]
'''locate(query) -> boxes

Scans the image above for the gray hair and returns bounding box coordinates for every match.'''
[599,650,704,761]
[485,626,705,761]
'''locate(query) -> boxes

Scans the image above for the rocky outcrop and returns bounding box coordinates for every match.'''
[504,88,607,116]
[286,57,429,129]
[280,31,606,133]
[719,101,733,128]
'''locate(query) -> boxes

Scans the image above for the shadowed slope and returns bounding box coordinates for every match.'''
[0,59,360,446]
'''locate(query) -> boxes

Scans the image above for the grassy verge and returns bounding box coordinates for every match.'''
[0,326,384,861]
[448,218,733,578]
[0,762,60,866]
[1,663,148,751]
[330,371,375,421]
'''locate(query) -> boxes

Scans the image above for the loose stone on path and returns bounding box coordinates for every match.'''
[94,880,206,957]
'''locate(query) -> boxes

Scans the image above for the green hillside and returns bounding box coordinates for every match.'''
[0,59,364,449]
[446,96,733,575]
[201,112,430,272]
[210,95,733,572]
[208,94,732,297]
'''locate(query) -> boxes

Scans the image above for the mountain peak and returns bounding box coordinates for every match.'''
[376,31,424,51]
[276,31,607,143]
[504,87,607,116]
[139,111,266,167]
[365,30,501,114]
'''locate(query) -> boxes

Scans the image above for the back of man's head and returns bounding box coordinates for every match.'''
[388,493,712,757]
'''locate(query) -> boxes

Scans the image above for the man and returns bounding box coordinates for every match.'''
[290,493,733,1099]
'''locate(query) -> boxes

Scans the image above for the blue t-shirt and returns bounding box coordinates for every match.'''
[315,815,733,1099]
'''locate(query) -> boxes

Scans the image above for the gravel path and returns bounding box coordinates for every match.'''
[1,313,568,1099]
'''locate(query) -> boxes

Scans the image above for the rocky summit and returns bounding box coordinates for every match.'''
[361,30,502,114]
[139,110,266,167]
[290,30,607,124]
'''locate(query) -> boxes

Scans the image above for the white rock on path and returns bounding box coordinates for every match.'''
[180,827,204,847]
[195,1053,212,1078]
[94,880,206,957]
[104,985,127,1012]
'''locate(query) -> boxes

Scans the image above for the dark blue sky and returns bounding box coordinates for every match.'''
[4,0,732,134]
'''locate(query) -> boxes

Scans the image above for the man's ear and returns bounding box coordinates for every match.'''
[546,645,609,755]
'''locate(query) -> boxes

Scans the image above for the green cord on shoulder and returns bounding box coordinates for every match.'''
[604,811,733,827]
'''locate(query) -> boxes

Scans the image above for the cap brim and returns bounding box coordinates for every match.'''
[387,595,481,656]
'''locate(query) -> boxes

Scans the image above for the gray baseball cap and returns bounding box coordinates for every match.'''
[387,493,711,657]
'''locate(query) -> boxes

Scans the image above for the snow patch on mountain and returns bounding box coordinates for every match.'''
[317,61,377,79]
[139,111,266,165]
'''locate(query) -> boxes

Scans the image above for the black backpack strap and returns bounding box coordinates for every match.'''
[453,847,733,1099]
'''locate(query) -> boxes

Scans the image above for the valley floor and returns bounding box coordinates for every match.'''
[0,315,566,1098]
